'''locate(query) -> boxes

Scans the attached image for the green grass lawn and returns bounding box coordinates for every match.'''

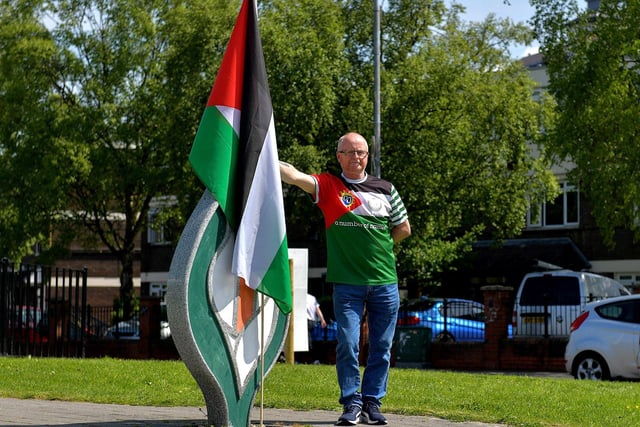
[1,357,639,427]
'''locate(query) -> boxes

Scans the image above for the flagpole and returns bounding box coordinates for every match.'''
[260,292,265,427]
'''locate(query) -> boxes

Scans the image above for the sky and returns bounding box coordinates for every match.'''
[449,0,540,58]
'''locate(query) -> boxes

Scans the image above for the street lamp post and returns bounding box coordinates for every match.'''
[372,0,381,178]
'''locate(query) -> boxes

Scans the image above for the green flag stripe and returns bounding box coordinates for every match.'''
[257,236,292,314]
[189,106,239,226]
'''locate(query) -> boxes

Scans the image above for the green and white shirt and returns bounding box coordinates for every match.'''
[311,172,408,286]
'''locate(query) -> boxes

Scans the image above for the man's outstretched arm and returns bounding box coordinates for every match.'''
[279,161,316,195]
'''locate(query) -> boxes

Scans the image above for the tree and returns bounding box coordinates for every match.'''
[531,0,640,245]
[0,0,239,317]
[0,0,560,301]
[349,1,558,286]
[267,0,558,288]
[0,2,69,261]
[259,0,349,241]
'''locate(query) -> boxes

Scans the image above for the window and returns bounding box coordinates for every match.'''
[596,301,640,324]
[147,196,178,245]
[149,282,168,299]
[519,276,581,306]
[147,209,170,244]
[527,182,579,228]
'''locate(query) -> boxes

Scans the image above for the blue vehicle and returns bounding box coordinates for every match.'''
[397,298,487,342]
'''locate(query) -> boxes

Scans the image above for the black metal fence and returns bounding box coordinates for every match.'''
[397,298,487,342]
[88,305,140,340]
[0,258,88,357]
[511,295,588,337]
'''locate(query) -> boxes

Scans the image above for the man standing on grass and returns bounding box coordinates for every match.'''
[280,132,411,426]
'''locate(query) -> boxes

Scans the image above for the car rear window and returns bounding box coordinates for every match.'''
[441,301,485,321]
[401,299,437,312]
[595,300,639,323]
[583,275,630,299]
[520,276,581,305]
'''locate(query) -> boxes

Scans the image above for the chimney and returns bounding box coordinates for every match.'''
[586,0,600,11]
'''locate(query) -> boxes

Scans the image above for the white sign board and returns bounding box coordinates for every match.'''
[289,248,309,352]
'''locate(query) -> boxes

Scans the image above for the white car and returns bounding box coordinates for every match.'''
[565,294,640,380]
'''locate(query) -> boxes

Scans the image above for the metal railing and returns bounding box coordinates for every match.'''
[397,298,487,342]
[512,295,594,337]
[0,258,88,357]
[88,305,140,340]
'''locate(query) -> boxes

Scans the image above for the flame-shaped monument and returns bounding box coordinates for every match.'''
[167,191,289,427]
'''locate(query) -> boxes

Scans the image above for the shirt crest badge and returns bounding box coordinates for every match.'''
[340,190,356,209]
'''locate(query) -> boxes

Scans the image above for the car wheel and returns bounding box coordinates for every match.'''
[573,352,610,380]
[435,332,455,343]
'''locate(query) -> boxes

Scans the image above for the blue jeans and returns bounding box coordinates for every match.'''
[333,283,399,408]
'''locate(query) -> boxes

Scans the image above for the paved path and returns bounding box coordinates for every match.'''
[0,398,505,427]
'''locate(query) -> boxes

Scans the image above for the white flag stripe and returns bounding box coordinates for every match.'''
[217,105,241,136]
[233,114,286,289]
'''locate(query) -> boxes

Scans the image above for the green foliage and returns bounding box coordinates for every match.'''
[111,295,140,322]
[0,3,71,261]
[272,1,558,288]
[379,3,557,285]
[0,0,238,313]
[531,0,640,246]
[0,0,559,292]
[261,0,346,146]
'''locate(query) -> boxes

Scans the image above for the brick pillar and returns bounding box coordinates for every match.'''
[48,299,68,341]
[481,286,513,369]
[139,297,161,357]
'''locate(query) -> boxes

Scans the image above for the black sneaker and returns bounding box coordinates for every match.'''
[336,404,362,426]
[361,400,387,425]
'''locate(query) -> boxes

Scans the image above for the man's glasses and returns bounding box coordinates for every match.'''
[338,150,369,158]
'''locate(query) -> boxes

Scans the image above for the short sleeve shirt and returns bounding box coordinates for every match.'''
[311,172,408,285]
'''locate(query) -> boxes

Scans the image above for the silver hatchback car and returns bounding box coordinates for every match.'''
[565,294,640,380]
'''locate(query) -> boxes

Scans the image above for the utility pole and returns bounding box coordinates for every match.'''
[372,0,381,178]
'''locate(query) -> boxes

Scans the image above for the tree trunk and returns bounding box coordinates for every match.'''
[119,250,136,320]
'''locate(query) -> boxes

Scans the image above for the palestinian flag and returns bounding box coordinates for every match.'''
[189,0,292,315]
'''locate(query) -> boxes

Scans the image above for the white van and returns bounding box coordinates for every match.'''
[512,270,630,337]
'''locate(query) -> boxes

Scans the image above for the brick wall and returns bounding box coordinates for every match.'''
[429,286,566,372]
